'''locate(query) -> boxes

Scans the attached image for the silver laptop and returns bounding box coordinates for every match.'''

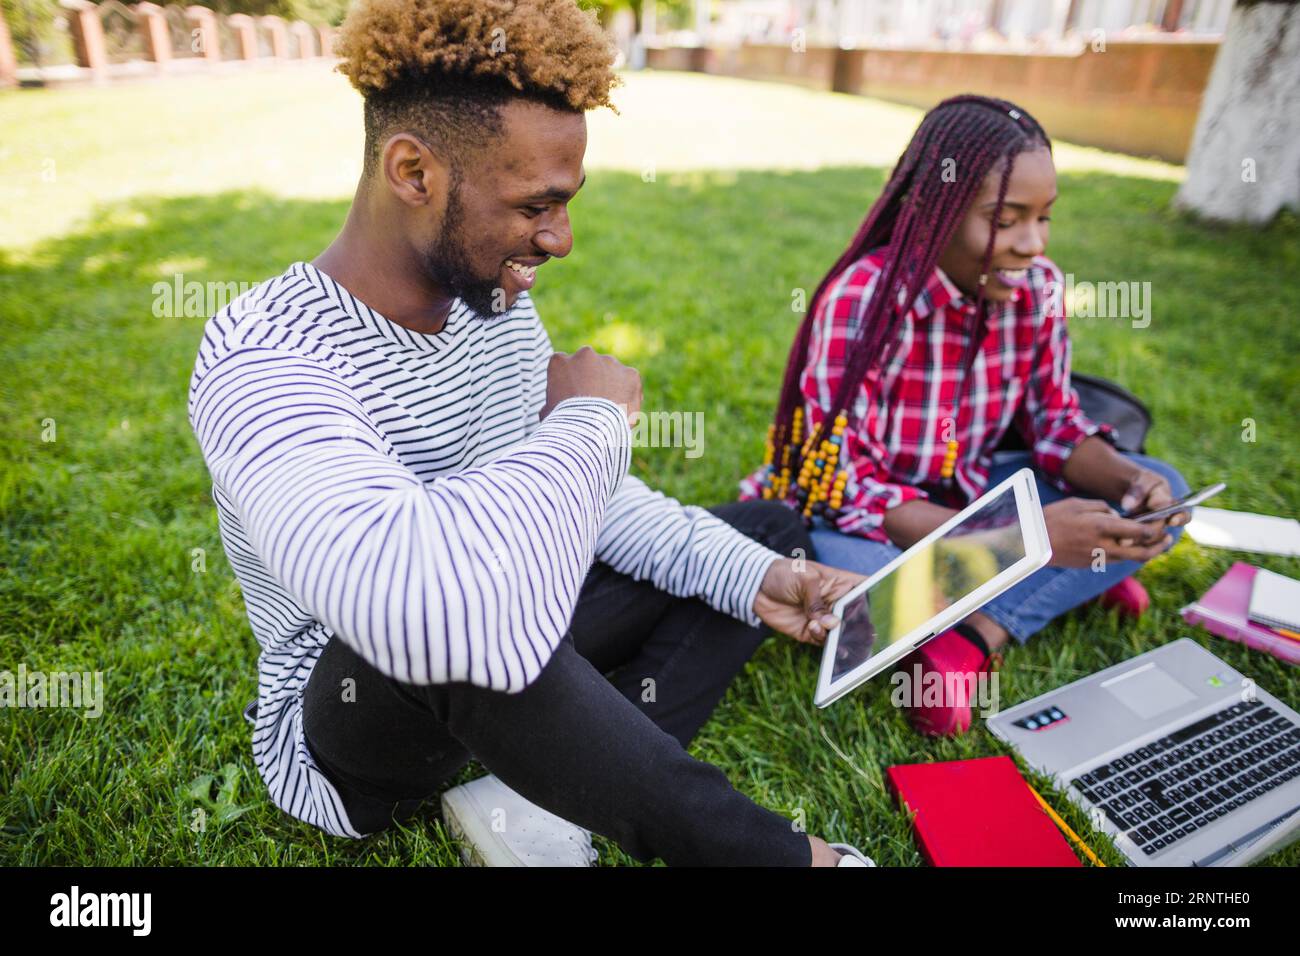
[988,638,1300,866]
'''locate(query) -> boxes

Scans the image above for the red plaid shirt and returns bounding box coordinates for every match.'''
[740,251,1113,542]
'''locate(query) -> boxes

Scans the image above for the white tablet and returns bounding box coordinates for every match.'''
[814,467,1052,708]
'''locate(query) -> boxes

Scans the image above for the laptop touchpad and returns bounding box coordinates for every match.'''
[1101,663,1197,720]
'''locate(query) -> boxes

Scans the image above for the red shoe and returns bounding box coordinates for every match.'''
[895,628,1001,738]
[1096,577,1149,618]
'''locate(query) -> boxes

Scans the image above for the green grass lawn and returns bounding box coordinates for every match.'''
[1,68,1298,866]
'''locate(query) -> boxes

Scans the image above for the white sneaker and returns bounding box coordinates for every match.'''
[830,842,877,867]
[440,774,598,867]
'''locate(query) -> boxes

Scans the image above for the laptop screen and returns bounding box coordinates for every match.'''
[829,484,1027,682]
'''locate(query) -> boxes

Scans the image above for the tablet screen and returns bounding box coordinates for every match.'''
[830,484,1027,682]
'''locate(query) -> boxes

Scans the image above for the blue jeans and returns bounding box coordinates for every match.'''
[808,452,1190,644]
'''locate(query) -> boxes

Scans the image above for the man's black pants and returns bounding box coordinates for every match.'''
[301,499,815,866]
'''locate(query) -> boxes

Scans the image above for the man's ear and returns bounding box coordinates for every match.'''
[381,133,451,209]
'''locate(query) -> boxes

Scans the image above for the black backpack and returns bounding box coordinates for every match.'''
[995,373,1151,455]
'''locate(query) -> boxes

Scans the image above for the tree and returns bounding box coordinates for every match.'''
[584,0,643,31]
[2,0,71,66]
[583,0,690,35]
[1174,0,1300,225]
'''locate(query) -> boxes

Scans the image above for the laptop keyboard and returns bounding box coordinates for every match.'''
[1070,699,1300,857]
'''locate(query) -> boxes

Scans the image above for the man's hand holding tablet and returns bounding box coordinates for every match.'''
[754,559,867,647]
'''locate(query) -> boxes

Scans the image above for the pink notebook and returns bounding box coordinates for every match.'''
[1181,562,1300,665]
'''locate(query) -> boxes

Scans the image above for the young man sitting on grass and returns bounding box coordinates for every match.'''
[187,0,874,867]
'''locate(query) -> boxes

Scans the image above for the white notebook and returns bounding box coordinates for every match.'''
[1247,568,1300,632]
[1185,507,1300,557]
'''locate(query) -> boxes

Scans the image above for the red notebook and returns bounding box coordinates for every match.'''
[886,756,1082,867]
[1181,562,1300,666]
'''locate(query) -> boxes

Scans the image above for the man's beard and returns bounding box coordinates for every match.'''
[421,186,506,319]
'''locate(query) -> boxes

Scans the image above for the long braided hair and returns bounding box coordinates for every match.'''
[761,94,1052,514]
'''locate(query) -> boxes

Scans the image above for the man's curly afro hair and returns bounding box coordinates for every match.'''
[335,0,621,176]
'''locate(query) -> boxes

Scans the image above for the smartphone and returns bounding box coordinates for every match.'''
[1129,482,1226,524]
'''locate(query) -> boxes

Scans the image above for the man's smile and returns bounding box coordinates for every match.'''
[504,256,545,291]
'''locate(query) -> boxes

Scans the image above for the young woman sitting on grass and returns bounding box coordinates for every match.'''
[741,94,1191,736]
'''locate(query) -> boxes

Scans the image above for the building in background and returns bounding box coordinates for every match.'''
[673,0,1231,49]
[641,0,1233,163]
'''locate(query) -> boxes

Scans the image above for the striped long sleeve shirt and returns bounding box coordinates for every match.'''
[187,261,780,838]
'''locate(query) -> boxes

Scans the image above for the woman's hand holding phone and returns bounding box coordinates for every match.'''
[1043,498,1172,567]
[1118,466,1189,534]
[1126,481,1226,529]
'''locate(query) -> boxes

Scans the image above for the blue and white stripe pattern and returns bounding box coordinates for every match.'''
[188,261,779,837]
